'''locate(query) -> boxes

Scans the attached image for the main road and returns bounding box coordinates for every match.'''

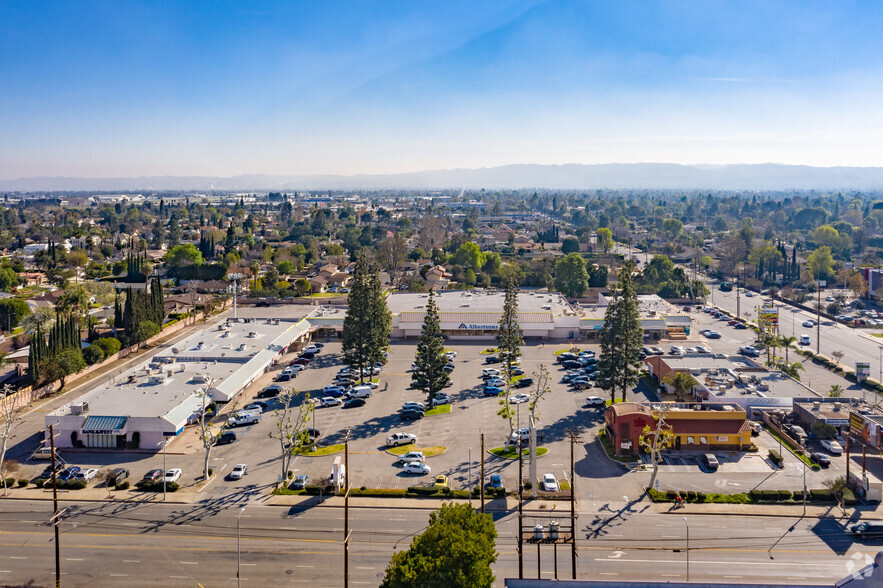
[0,498,874,586]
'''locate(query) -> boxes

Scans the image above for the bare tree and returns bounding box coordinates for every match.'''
[417,216,446,252]
[0,386,24,496]
[97,468,115,498]
[268,388,313,484]
[527,365,551,424]
[195,378,236,481]
[377,235,408,288]
[641,404,674,493]
[824,476,854,516]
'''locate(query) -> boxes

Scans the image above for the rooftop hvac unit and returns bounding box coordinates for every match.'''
[70,402,89,415]
[813,402,821,411]
[148,374,167,384]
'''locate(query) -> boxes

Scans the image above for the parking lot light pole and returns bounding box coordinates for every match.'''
[157,437,168,500]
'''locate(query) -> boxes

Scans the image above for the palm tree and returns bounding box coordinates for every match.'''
[828,385,845,398]
[662,371,698,402]
[780,361,805,381]
[778,335,797,364]
[249,260,261,291]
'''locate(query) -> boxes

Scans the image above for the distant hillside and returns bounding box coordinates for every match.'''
[3,163,883,192]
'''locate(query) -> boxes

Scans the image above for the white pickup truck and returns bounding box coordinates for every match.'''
[227,411,262,427]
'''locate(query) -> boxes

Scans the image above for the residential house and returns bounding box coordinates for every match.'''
[425,265,452,289]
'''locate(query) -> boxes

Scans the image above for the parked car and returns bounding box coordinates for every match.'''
[704,331,722,339]
[244,402,268,413]
[400,409,424,421]
[485,377,506,388]
[738,346,760,357]
[323,388,346,398]
[163,468,182,483]
[482,368,501,377]
[108,468,130,485]
[39,461,68,478]
[485,474,503,491]
[515,377,534,389]
[59,466,81,481]
[216,431,237,445]
[820,439,844,454]
[541,473,559,492]
[810,452,831,467]
[387,432,417,447]
[431,394,453,406]
[509,394,530,404]
[561,360,582,369]
[318,396,343,408]
[229,464,248,480]
[292,474,310,489]
[402,401,425,412]
[75,468,99,482]
[403,462,431,475]
[257,385,282,398]
[292,358,310,366]
[275,373,293,382]
[433,475,449,488]
[397,451,426,464]
[510,367,525,376]
[701,454,720,470]
[734,323,748,330]
[343,398,366,409]
[485,355,500,364]
[142,469,164,482]
[747,421,762,435]
[302,345,320,354]
[585,396,605,406]
[695,345,711,353]
[483,387,504,397]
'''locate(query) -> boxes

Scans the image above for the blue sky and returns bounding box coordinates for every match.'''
[1,1,882,178]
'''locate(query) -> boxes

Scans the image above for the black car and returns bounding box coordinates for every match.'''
[313,343,324,349]
[247,400,269,412]
[485,355,500,364]
[257,385,282,398]
[303,428,321,440]
[343,398,366,409]
[514,377,534,389]
[275,373,293,382]
[510,367,525,376]
[561,360,581,369]
[142,469,164,482]
[108,467,130,485]
[401,409,425,421]
[216,431,237,445]
[39,461,67,479]
[557,352,578,363]
[299,351,315,360]
[810,452,831,467]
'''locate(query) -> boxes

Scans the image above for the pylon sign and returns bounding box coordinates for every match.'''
[758,305,778,327]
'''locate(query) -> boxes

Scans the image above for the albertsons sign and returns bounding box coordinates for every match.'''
[457,323,497,330]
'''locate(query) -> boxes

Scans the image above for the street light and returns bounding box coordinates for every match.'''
[878,346,883,386]
[682,517,690,582]
[157,436,169,501]
[237,506,246,588]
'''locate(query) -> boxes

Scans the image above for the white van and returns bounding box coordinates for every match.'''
[30,446,55,460]
[799,334,811,346]
[347,385,372,399]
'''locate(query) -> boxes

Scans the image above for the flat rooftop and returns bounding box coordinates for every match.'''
[155,315,296,363]
[387,290,575,315]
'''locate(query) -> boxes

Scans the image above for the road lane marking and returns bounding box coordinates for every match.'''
[123,560,140,563]
[356,567,374,570]
[65,558,83,561]
[109,574,128,577]
[179,561,198,564]
[170,576,189,579]
[297,565,315,568]
[9,557,26,560]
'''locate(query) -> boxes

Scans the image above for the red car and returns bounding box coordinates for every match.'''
[292,358,310,365]
[728,320,738,326]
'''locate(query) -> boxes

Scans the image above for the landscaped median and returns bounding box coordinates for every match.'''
[385,443,447,457]
[272,484,479,498]
[646,487,852,506]
[489,446,549,459]
[425,404,452,416]
[294,444,345,456]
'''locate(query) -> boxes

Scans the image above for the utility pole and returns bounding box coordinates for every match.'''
[567,430,580,579]
[344,431,350,588]
[480,433,485,514]
[518,437,524,579]
[49,424,61,588]
[817,277,822,354]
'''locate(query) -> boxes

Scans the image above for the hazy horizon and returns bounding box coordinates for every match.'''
[2,1,882,179]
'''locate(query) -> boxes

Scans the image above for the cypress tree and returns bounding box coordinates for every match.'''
[411,290,449,403]
[497,277,523,380]
[343,252,391,384]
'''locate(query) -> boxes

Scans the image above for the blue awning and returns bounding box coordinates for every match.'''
[82,415,128,435]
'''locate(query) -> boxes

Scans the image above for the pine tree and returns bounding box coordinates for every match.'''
[411,291,450,403]
[598,262,644,403]
[497,277,523,394]
[343,252,391,384]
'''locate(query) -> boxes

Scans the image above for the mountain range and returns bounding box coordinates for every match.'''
[2,163,883,192]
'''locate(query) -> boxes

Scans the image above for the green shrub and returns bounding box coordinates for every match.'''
[135,480,179,492]
[349,488,407,497]
[4,477,14,488]
[407,486,440,495]
[208,468,213,477]
[809,489,833,502]
[115,481,130,490]
[695,492,706,503]
[749,489,762,500]
[57,479,86,490]
[685,490,697,501]
[304,484,334,496]
[82,344,105,365]
[666,490,678,500]
[95,337,122,357]
[779,490,793,500]
[17,478,28,487]
[33,478,46,488]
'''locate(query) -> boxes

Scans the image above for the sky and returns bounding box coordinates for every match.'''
[1,0,882,179]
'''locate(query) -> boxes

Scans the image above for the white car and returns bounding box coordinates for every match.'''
[397,451,425,464]
[75,468,99,482]
[229,464,248,480]
[695,345,710,354]
[821,440,844,455]
[302,345,320,354]
[541,473,559,492]
[802,320,815,328]
[403,462,431,475]
[585,396,605,406]
[163,468,182,483]
[431,394,453,406]
[319,396,343,408]
[386,432,417,447]
[485,378,506,387]
[482,368,501,378]
[445,351,457,359]
[402,401,425,412]
[509,394,530,404]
